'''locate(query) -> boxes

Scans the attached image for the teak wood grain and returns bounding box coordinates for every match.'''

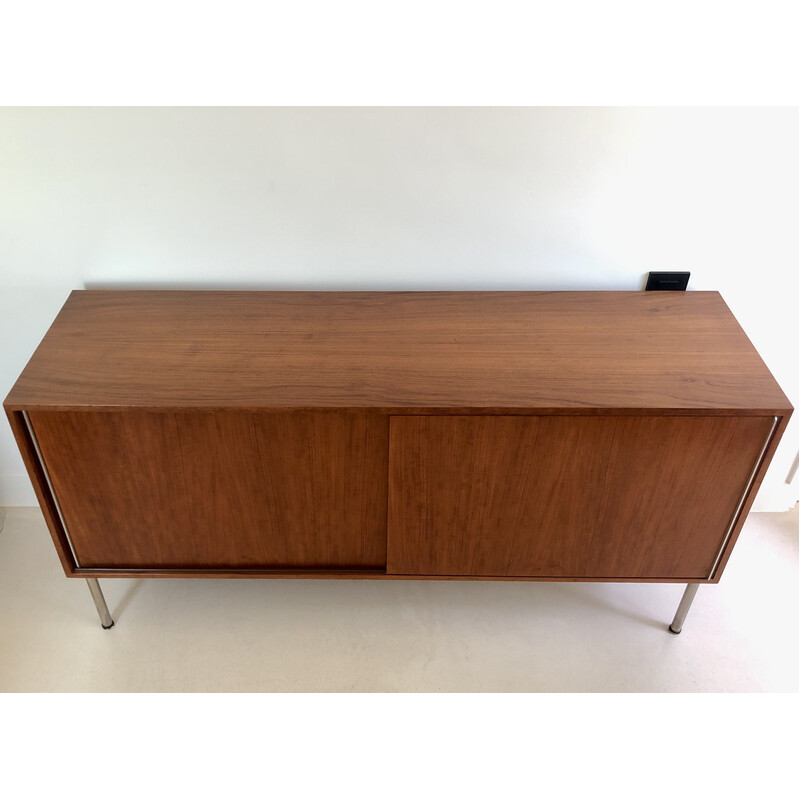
[4,290,791,413]
[27,410,388,570]
[387,415,776,579]
[3,290,792,585]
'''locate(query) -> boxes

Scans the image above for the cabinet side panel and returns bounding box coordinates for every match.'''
[4,410,77,575]
[27,411,388,570]
[707,411,791,581]
[388,415,775,579]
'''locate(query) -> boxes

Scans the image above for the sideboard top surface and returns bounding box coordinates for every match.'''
[4,290,791,413]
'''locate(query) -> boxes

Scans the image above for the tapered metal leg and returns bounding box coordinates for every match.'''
[668,583,699,634]
[86,578,114,629]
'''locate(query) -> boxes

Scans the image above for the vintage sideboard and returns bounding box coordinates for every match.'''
[4,290,792,632]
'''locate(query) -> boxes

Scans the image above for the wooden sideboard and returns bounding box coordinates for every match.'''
[4,290,792,631]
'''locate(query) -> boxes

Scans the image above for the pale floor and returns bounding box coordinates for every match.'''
[0,505,796,692]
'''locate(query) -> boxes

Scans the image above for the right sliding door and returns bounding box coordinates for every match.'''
[387,415,774,579]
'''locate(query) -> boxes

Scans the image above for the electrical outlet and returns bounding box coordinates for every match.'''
[645,271,690,291]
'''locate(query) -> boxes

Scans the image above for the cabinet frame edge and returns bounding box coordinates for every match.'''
[5,409,80,576]
[706,410,793,582]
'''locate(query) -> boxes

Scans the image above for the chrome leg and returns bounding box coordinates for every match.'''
[668,583,699,634]
[86,578,114,629]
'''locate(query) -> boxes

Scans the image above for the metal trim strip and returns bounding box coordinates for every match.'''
[707,415,779,579]
[21,410,81,568]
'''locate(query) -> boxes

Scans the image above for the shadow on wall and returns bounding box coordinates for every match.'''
[83,275,657,291]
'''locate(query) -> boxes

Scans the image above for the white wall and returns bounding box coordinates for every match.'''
[1,107,797,508]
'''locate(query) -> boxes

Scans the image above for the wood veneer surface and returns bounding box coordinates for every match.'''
[27,411,388,570]
[387,415,776,579]
[4,290,791,413]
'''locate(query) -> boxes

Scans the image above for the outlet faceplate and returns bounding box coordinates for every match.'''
[645,271,690,291]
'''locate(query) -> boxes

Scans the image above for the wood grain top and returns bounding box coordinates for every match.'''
[3,290,792,412]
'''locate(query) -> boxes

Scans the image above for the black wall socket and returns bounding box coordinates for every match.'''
[645,271,690,291]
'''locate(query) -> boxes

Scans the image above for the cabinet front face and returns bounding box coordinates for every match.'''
[387,415,775,579]
[27,411,388,570]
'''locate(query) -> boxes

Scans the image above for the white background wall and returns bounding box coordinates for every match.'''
[1,107,797,508]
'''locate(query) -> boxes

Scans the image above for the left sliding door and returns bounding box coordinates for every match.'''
[26,411,389,571]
